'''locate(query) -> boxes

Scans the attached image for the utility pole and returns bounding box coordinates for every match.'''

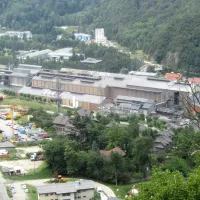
[56,76,61,114]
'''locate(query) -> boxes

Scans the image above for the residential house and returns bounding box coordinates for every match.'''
[53,116,79,136]
[153,130,174,153]
[36,180,94,200]
[100,147,126,159]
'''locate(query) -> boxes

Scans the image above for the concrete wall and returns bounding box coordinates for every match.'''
[75,189,94,200]
[0,147,15,152]
[38,192,75,200]
[11,76,30,86]
[38,189,94,200]
[62,99,99,110]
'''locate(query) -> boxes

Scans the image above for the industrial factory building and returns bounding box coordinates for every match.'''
[0,64,42,87]
[0,65,191,112]
[28,68,191,111]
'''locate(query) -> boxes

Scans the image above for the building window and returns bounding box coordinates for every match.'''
[45,194,49,196]
[83,196,86,198]
[62,193,70,196]
[50,193,54,195]
[78,197,81,198]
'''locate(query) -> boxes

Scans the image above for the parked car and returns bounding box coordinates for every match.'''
[180,119,190,126]
[21,184,27,189]
[97,187,102,193]
[13,125,19,130]
[6,121,12,126]
[0,149,8,155]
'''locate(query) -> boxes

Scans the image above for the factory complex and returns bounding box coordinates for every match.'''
[0,64,193,115]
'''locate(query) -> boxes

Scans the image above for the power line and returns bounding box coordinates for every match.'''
[56,75,61,114]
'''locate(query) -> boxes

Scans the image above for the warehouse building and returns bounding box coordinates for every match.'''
[18,49,52,60]
[0,64,42,87]
[48,48,73,61]
[32,69,190,106]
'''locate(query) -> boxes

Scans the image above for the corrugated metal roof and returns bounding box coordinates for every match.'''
[33,73,191,92]
[37,180,94,194]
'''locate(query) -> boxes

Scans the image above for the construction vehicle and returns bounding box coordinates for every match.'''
[50,175,67,183]
[30,152,45,161]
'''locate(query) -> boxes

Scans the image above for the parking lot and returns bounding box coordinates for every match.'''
[0,118,30,142]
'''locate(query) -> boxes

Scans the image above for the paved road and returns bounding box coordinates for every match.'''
[0,173,9,200]
[0,118,12,138]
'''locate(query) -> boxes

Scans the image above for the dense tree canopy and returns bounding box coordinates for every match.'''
[1,0,200,73]
[132,168,200,200]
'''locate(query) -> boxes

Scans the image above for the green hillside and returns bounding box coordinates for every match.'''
[0,0,200,73]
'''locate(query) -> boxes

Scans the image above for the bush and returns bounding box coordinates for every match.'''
[26,152,32,158]
[133,172,143,180]
[119,116,128,122]
[6,186,13,198]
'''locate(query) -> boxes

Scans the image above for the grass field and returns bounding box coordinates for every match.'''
[106,183,134,199]
[26,185,37,200]
[2,96,68,113]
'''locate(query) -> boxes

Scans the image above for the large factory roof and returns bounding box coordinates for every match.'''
[48,48,73,58]
[22,49,52,59]
[81,57,103,64]
[33,72,191,92]
[116,95,154,103]
[18,64,42,75]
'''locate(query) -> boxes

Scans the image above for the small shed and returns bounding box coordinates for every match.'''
[0,142,15,152]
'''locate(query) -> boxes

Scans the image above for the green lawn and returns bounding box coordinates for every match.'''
[106,183,134,199]
[1,96,69,113]
[26,185,37,200]
[3,162,52,181]
[66,26,79,33]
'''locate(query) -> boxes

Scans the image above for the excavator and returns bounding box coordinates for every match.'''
[50,172,67,183]
[4,106,21,119]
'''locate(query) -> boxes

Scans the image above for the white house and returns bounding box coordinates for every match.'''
[36,180,94,200]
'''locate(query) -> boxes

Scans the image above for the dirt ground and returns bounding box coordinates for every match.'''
[0,160,43,173]
[16,146,43,158]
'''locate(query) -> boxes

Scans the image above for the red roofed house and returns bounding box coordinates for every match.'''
[100,147,126,159]
[188,77,200,84]
[165,73,183,81]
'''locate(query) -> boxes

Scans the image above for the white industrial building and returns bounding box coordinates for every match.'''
[95,28,107,44]
[17,49,52,60]
[48,48,73,61]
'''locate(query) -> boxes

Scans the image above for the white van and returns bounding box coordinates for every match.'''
[97,187,102,193]
[0,149,8,155]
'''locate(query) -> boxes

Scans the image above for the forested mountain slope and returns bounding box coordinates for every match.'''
[1,0,200,73]
[90,0,200,73]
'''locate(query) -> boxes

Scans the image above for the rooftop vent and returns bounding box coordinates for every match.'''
[70,91,84,95]
[147,77,170,82]
[41,75,54,79]
[60,77,74,81]
[114,76,124,80]
[80,80,95,84]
